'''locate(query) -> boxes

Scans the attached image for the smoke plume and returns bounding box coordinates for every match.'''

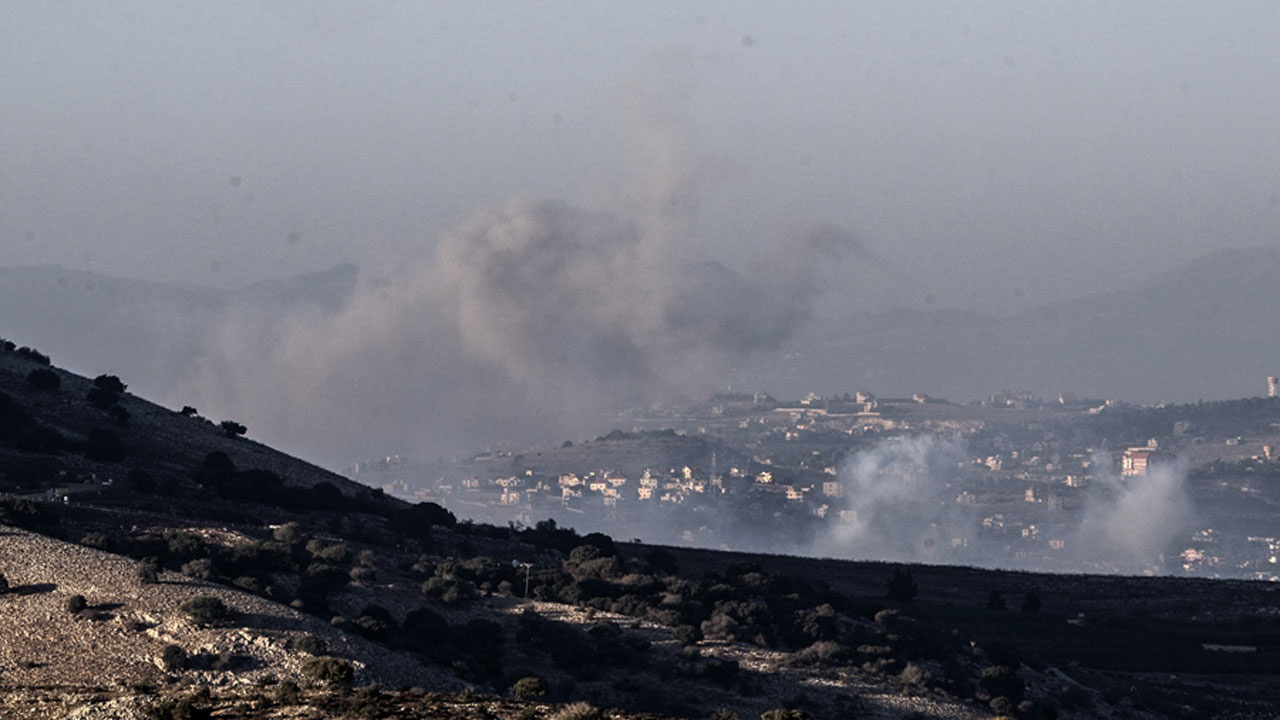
[174,83,865,464]
[1073,452,1192,574]
[815,434,974,563]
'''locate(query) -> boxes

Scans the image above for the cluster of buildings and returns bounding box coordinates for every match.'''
[357,386,1280,580]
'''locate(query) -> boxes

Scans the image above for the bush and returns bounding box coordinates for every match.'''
[272,522,301,544]
[181,596,232,626]
[673,624,700,646]
[990,696,1016,715]
[301,657,354,686]
[26,368,60,391]
[510,675,549,699]
[220,420,247,438]
[84,427,126,461]
[67,594,88,614]
[980,665,1025,703]
[550,702,604,720]
[275,679,301,704]
[138,558,160,584]
[162,644,188,671]
[899,662,934,690]
[760,710,813,720]
[93,374,127,394]
[86,386,120,410]
[180,559,214,580]
[293,634,327,655]
[126,469,157,494]
[885,568,917,601]
[15,347,51,365]
[1021,588,1042,614]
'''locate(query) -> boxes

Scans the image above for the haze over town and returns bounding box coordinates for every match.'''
[5,3,1280,576]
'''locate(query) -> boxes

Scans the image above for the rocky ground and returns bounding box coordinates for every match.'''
[0,525,459,698]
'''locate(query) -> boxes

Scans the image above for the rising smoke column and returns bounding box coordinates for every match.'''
[174,74,872,464]
[816,434,974,563]
[1073,452,1191,574]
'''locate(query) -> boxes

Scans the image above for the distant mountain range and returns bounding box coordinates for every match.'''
[2,245,1277,423]
[740,244,1280,404]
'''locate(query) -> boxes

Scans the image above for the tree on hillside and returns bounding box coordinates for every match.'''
[93,374,126,394]
[26,368,60,391]
[220,420,247,438]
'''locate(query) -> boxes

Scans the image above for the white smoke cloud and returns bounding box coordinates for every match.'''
[1073,451,1191,574]
[816,434,973,563]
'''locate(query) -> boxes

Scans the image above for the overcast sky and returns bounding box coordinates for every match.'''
[4,2,1280,315]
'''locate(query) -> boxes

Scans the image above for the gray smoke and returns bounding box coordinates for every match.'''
[1073,451,1192,574]
[815,434,975,563]
[173,85,865,464]
[808,435,1193,575]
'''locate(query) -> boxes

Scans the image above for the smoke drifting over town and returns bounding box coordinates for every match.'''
[817,434,974,564]
[806,435,1193,574]
[175,91,863,462]
[1074,453,1192,574]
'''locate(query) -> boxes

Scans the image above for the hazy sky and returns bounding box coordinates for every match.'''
[5,2,1280,315]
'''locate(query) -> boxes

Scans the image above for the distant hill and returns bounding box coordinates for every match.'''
[742,244,1280,404]
[0,263,357,399]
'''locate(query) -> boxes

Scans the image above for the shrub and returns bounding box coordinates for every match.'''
[202,451,234,472]
[86,386,120,410]
[81,532,111,550]
[1021,588,1042,614]
[980,665,1025,703]
[885,568,917,601]
[67,594,88,614]
[272,522,301,544]
[673,624,701,646]
[85,427,126,461]
[761,710,813,720]
[138,558,161,584]
[15,346,50,365]
[136,559,165,585]
[126,469,157,494]
[275,679,301,704]
[301,657,354,686]
[180,559,214,580]
[899,662,934,690]
[349,566,376,585]
[220,420,247,438]
[293,634,327,655]
[703,657,740,685]
[144,697,210,720]
[550,702,604,720]
[162,644,188,671]
[990,696,1016,715]
[26,368,60,391]
[873,608,900,628]
[306,539,349,563]
[510,675,549,699]
[181,596,232,626]
[787,641,850,667]
[93,374,127,394]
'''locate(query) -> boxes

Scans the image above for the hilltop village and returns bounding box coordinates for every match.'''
[358,386,1280,581]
